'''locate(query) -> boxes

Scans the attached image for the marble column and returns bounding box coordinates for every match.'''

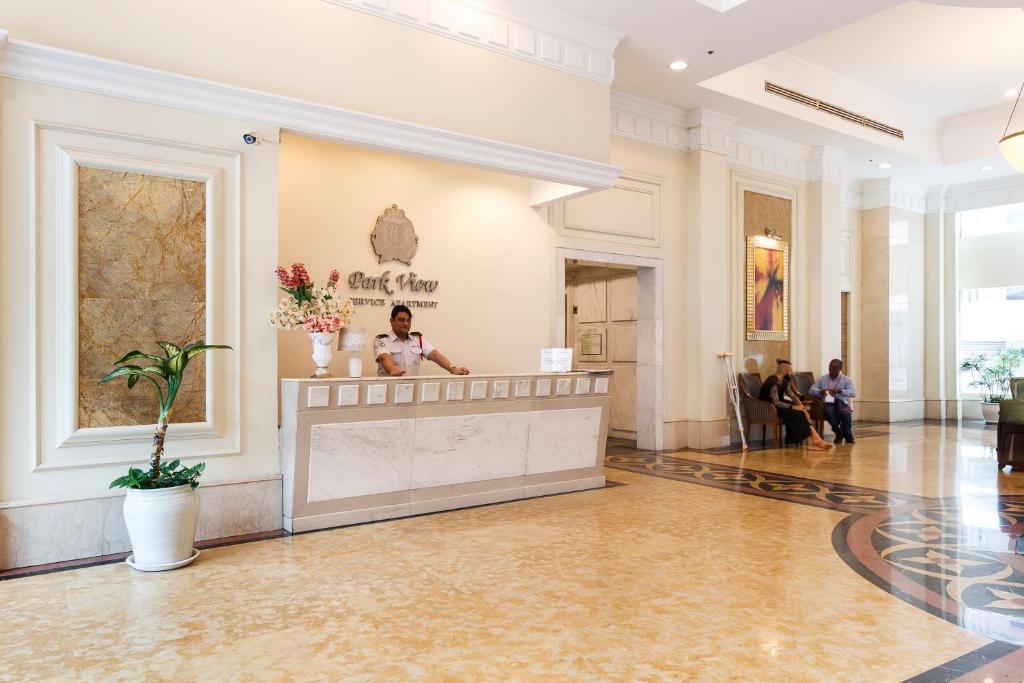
[807,147,845,374]
[923,189,959,420]
[858,179,927,422]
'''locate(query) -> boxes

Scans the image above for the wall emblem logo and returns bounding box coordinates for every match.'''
[370,204,419,266]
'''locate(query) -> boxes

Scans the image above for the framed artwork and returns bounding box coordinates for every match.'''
[745,234,789,341]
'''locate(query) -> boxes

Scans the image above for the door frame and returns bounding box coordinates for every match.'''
[555,248,664,451]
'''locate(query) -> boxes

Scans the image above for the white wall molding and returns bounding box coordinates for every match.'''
[807,146,845,184]
[610,91,823,182]
[942,173,1024,214]
[860,177,927,213]
[0,35,621,190]
[321,0,623,84]
[685,108,738,157]
[610,91,688,150]
[842,180,863,209]
[925,185,947,215]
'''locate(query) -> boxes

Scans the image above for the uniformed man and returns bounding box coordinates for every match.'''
[374,305,470,377]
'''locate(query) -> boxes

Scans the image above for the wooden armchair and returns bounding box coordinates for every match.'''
[792,371,825,435]
[737,373,783,447]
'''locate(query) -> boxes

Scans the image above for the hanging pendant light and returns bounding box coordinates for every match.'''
[1000,82,1024,172]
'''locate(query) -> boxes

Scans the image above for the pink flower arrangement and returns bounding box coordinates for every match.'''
[303,314,345,334]
[270,264,354,332]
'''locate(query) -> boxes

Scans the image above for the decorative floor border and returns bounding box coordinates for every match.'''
[605,448,1024,682]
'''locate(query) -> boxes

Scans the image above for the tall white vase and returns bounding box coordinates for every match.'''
[123,484,200,571]
[309,331,337,378]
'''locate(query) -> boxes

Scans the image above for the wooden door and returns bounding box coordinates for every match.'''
[567,270,637,439]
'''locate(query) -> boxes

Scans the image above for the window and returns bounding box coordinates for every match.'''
[958,287,1024,394]
[958,202,1024,238]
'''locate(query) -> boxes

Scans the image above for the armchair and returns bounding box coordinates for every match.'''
[998,377,1024,470]
[737,373,783,448]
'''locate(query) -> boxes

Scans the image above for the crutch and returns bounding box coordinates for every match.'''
[717,352,748,450]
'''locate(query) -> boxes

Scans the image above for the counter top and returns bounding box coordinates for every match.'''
[282,369,613,383]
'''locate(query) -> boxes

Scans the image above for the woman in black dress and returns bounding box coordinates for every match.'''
[759,360,833,450]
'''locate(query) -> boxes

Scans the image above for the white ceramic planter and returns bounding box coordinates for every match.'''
[123,484,200,571]
[982,402,1001,424]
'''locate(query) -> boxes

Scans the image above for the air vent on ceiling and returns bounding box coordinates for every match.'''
[764,81,904,140]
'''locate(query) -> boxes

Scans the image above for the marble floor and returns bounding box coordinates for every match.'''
[3,423,1024,681]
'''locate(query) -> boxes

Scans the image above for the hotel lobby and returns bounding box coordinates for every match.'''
[3,0,1024,680]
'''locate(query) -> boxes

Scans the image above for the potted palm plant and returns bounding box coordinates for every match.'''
[103,340,231,571]
[960,347,1023,424]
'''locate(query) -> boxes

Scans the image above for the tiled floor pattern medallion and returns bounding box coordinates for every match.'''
[606,450,1024,679]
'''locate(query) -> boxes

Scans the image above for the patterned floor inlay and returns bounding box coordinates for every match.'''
[607,449,1024,664]
[605,451,923,512]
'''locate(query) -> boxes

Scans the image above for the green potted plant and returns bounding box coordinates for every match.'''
[103,340,231,571]
[960,347,1023,423]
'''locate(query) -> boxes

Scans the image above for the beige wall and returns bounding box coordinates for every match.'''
[0,78,280,503]
[1,0,610,163]
[278,132,555,381]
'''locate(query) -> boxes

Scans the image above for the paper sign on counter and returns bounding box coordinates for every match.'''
[540,348,573,373]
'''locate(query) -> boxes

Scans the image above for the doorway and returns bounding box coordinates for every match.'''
[555,249,664,451]
[565,262,638,440]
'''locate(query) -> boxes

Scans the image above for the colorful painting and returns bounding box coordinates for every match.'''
[746,235,789,341]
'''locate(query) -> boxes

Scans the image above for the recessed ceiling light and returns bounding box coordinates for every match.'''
[669,61,688,71]
[877,162,892,169]
[1006,89,1018,98]
[981,165,995,171]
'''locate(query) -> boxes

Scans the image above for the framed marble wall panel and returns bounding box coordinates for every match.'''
[77,167,207,428]
[33,123,242,470]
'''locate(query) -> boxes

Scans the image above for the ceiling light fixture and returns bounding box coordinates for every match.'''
[877,162,892,169]
[981,165,995,171]
[1006,89,1018,98]
[669,60,688,71]
[1000,81,1024,173]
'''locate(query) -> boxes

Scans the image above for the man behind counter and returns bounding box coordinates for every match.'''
[374,305,470,377]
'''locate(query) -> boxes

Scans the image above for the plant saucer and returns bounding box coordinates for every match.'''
[126,548,200,572]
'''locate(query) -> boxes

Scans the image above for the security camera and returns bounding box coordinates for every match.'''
[242,132,262,145]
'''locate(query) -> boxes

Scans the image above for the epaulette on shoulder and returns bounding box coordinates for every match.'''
[375,333,388,339]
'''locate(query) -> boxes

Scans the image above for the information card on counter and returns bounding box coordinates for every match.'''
[540,348,573,373]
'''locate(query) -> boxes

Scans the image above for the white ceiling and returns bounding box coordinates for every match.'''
[544,0,1024,184]
[786,1,1024,121]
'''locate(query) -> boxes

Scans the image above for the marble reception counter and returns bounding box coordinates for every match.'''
[280,372,613,532]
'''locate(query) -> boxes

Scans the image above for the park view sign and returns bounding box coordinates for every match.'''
[348,204,439,309]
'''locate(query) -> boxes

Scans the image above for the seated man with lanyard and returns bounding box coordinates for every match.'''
[809,358,857,444]
[374,304,470,377]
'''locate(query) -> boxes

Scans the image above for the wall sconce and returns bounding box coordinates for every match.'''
[763,227,782,240]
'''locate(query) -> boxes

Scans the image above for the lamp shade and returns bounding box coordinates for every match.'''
[339,327,367,352]
[1000,131,1024,173]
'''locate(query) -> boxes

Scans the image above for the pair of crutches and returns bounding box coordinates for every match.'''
[717,352,748,450]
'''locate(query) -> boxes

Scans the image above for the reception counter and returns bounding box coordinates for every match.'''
[280,371,613,532]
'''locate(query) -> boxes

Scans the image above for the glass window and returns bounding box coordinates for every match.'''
[958,202,1024,238]
[958,287,1024,394]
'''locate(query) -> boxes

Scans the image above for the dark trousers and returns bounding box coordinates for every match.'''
[823,402,853,439]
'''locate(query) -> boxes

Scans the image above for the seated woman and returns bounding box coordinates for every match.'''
[759,359,833,451]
